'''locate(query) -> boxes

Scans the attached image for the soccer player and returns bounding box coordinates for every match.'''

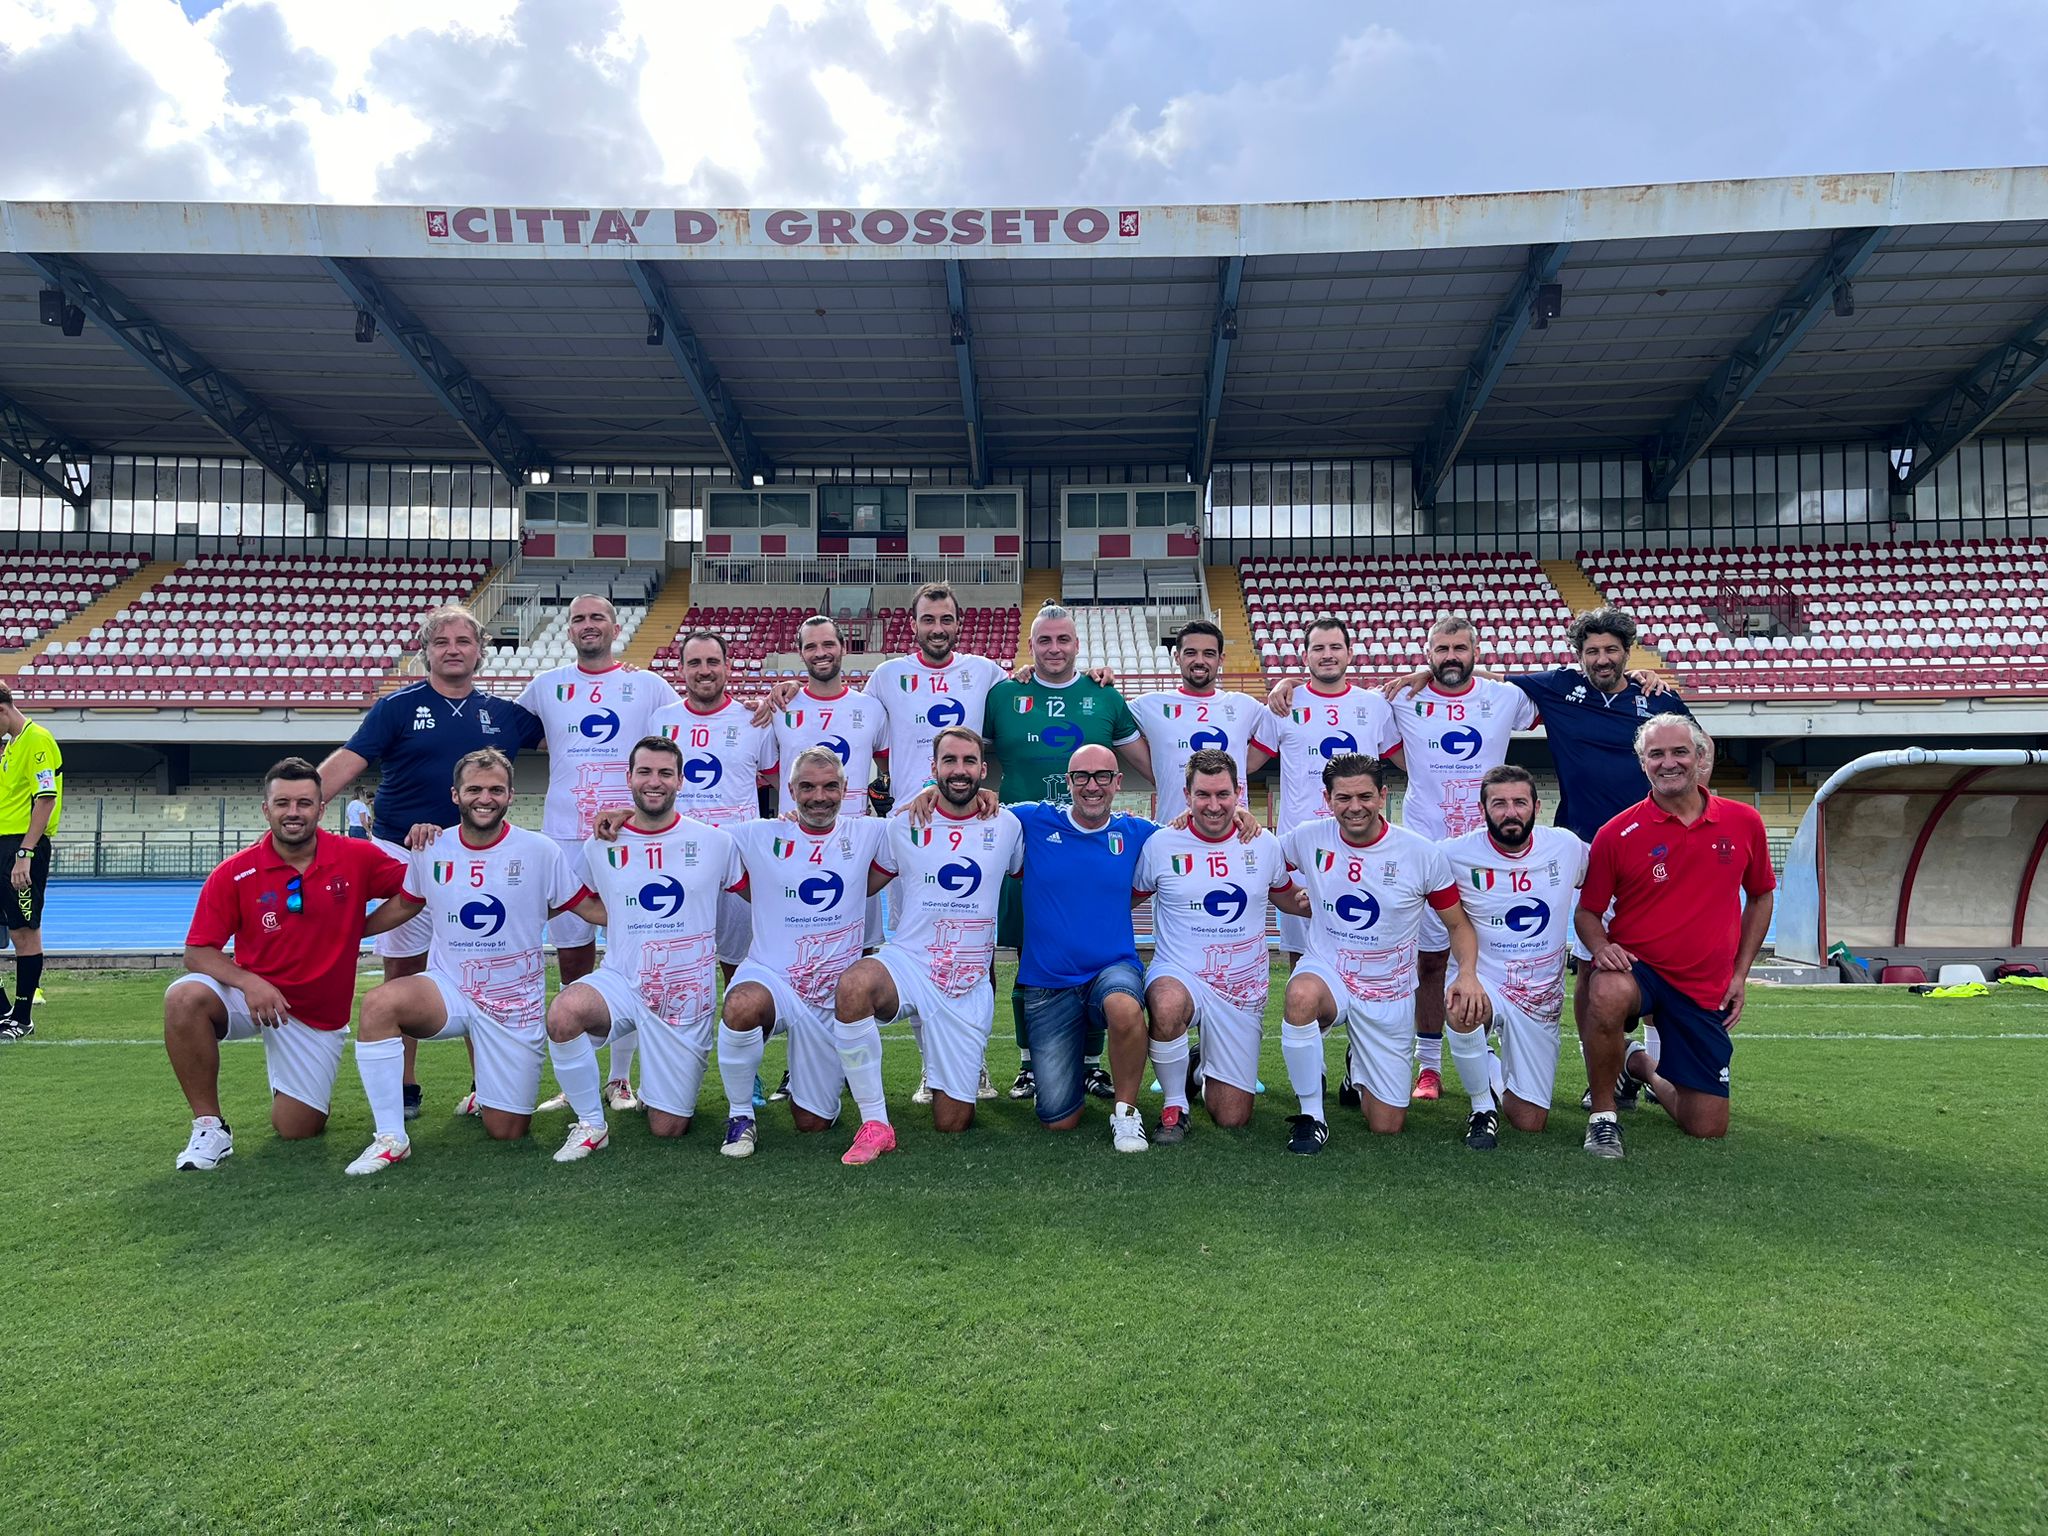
[318,605,542,1117]
[832,727,1023,1155]
[1575,717,1776,1158]
[646,628,774,978]
[545,736,742,1143]
[710,746,894,1160]
[983,602,1146,1101]
[164,757,411,1170]
[1277,754,1487,1153]
[1133,750,1304,1141]
[1438,765,1588,1148]
[1126,620,1276,825]
[1248,616,1399,970]
[518,592,680,1110]
[0,682,60,1040]
[341,749,606,1175]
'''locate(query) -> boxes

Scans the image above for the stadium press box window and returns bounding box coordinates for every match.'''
[819,484,909,537]
[521,488,666,529]
[704,488,816,529]
[911,488,1022,531]
[1062,487,1199,529]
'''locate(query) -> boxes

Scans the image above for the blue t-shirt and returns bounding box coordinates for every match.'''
[1507,668,1694,844]
[343,681,543,846]
[1011,801,1158,988]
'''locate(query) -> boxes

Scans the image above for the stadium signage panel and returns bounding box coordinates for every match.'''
[421,206,1143,249]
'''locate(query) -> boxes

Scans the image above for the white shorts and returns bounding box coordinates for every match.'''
[1143,961,1266,1095]
[373,905,432,961]
[570,967,713,1120]
[865,889,885,949]
[877,945,994,1104]
[423,968,547,1115]
[727,959,843,1122]
[1277,911,1311,956]
[1568,898,1617,963]
[1485,986,1562,1109]
[167,972,348,1113]
[716,890,752,967]
[1290,957,1415,1109]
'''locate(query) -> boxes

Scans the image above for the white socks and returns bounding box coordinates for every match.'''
[547,1032,607,1129]
[834,1014,889,1124]
[355,1036,407,1140]
[1149,1033,1191,1112]
[1445,1022,1496,1112]
[1281,1020,1325,1122]
[1415,1032,1443,1071]
[718,1023,766,1120]
[607,1028,637,1088]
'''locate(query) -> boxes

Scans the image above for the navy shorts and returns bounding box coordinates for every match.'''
[1627,961,1732,1098]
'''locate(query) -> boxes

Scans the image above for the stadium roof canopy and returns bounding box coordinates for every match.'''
[5,167,2048,507]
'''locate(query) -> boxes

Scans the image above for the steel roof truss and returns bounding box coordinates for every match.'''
[625,261,771,484]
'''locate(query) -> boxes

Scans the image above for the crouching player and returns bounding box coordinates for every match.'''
[165,757,412,1170]
[1132,750,1304,1141]
[546,736,743,1143]
[1438,765,1587,1148]
[711,747,893,1161]
[833,727,1022,1156]
[1276,754,1488,1153]
[342,749,611,1175]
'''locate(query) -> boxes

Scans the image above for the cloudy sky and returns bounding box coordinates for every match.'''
[1,0,2043,207]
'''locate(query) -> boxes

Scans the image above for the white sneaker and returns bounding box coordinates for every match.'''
[976,1067,997,1101]
[604,1079,640,1112]
[553,1120,611,1163]
[175,1116,233,1171]
[535,1091,569,1112]
[1110,1102,1149,1153]
[911,1069,933,1105]
[454,1090,481,1116]
[344,1132,412,1176]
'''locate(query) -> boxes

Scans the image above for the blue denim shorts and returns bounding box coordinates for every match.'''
[1014,962,1144,1124]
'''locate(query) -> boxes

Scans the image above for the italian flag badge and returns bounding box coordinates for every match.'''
[899,675,920,692]
[782,711,803,728]
[556,683,576,701]
[607,846,630,868]
[432,861,455,884]
[913,827,935,846]
[1015,696,1035,713]
[1107,832,1124,855]
[1170,853,1193,875]
[772,837,797,858]
[1313,850,1336,872]
[1291,707,1312,723]
[1470,867,1495,890]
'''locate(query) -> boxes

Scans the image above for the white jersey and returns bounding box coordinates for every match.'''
[766,686,890,817]
[1279,819,1457,1004]
[647,696,773,827]
[1441,824,1586,1020]
[404,823,582,1025]
[730,816,890,1007]
[516,663,681,839]
[864,652,1010,785]
[875,805,1024,997]
[1135,825,1293,1013]
[1389,678,1538,841]
[1128,688,1268,824]
[579,814,743,1021]
[1251,684,1400,832]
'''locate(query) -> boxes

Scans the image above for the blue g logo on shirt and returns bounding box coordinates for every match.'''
[1435,726,1483,760]
[926,698,967,730]
[458,896,507,937]
[1202,883,1248,925]
[936,859,982,897]
[820,735,851,764]
[1039,722,1083,753]
[683,755,723,788]
[1188,728,1229,752]
[1504,898,1550,935]
[577,710,621,744]
[1333,891,1380,929]
[638,877,687,919]
[1318,732,1358,759]
[798,870,845,910]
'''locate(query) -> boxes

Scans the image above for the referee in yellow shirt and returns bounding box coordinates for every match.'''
[0,682,60,1041]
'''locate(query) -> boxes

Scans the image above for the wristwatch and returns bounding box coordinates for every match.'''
[14,849,32,860]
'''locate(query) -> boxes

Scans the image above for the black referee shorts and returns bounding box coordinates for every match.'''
[0,835,52,930]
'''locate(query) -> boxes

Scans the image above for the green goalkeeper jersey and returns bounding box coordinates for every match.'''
[983,674,1142,806]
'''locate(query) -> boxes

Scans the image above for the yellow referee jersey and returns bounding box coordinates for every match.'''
[0,720,62,837]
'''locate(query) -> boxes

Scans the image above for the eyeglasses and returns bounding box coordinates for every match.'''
[1065,769,1119,788]
[284,875,303,914]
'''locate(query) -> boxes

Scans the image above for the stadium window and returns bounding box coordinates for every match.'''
[917,492,965,529]
[523,490,554,525]
[595,490,628,529]
[761,491,811,528]
[628,491,663,530]
[1066,491,1096,529]
[821,483,907,536]
[706,489,757,528]
[1097,490,1129,528]
[555,489,591,526]
[1134,489,1165,527]
[966,490,1019,530]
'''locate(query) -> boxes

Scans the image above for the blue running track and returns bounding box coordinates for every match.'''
[45,880,209,952]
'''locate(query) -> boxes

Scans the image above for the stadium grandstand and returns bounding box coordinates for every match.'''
[4,170,2048,957]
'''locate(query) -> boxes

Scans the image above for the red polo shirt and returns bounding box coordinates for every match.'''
[1579,790,1775,1007]
[186,830,409,1030]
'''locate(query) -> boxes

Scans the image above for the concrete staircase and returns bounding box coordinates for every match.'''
[1206,564,1257,672]
[621,568,691,670]
[1017,569,1060,666]
[0,559,179,675]
[1540,557,1668,672]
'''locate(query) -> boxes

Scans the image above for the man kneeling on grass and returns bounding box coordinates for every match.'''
[165,757,412,1171]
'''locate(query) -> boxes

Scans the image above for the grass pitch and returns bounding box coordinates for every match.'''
[2,966,2044,1534]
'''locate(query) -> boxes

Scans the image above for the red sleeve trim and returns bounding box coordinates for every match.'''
[869,859,896,878]
[1270,876,1298,895]
[400,882,425,903]
[730,872,751,896]
[1382,740,1405,758]
[555,885,597,915]
[1426,885,1461,911]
